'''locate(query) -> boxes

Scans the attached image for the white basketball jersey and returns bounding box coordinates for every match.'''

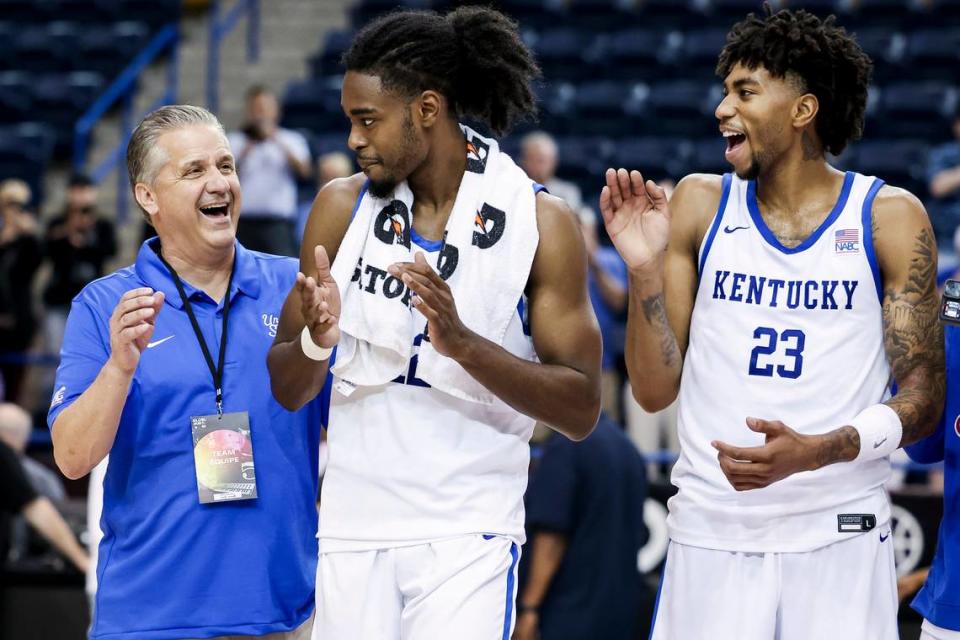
[319,235,537,551]
[668,171,892,553]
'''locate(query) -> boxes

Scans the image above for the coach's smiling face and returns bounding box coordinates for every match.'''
[715,62,819,180]
[135,124,242,259]
[341,71,431,198]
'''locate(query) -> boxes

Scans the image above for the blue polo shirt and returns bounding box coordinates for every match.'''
[907,324,960,630]
[48,238,323,640]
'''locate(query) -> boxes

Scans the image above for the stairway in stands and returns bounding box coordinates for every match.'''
[74,0,352,265]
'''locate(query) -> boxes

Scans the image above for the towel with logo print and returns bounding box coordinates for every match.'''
[329,124,539,404]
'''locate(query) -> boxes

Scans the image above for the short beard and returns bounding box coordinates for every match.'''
[366,109,419,199]
[736,157,761,181]
[368,176,397,199]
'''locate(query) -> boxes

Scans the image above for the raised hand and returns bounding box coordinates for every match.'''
[297,245,341,348]
[389,252,475,359]
[108,288,165,375]
[598,168,671,274]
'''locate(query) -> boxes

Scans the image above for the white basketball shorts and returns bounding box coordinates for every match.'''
[650,525,897,640]
[312,534,520,640]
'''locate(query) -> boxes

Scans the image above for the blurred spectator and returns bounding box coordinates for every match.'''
[43,174,117,365]
[0,179,41,404]
[927,106,960,245]
[521,131,583,212]
[579,206,628,422]
[516,415,649,640]
[296,151,354,244]
[0,402,68,564]
[229,85,312,256]
[0,402,64,502]
[0,439,88,574]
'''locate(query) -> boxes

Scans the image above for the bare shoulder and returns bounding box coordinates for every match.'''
[534,190,580,235]
[529,190,586,287]
[311,173,367,220]
[870,184,936,279]
[671,173,726,250]
[872,184,930,229]
[301,173,367,266]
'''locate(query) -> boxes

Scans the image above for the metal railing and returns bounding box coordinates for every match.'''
[73,23,180,223]
[207,0,261,115]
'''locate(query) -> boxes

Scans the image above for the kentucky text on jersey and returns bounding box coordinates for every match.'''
[710,269,859,311]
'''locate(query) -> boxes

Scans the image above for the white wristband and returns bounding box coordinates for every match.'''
[300,326,333,362]
[849,404,902,461]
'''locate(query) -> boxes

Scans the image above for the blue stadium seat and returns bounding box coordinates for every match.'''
[50,0,121,24]
[845,0,926,29]
[282,78,347,134]
[610,137,691,183]
[79,23,148,78]
[110,0,180,29]
[533,81,577,135]
[350,0,429,29]
[533,28,595,82]
[646,80,719,137]
[310,30,354,78]
[13,26,69,73]
[606,28,678,81]
[496,0,566,30]
[0,124,54,202]
[572,80,644,135]
[637,0,708,29]
[555,135,615,188]
[566,0,638,32]
[0,22,14,69]
[781,0,838,17]
[0,0,54,23]
[691,138,731,175]
[689,135,733,174]
[877,82,959,141]
[851,27,904,82]
[312,132,351,156]
[844,139,929,201]
[0,71,32,114]
[904,29,960,81]
[707,0,770,28]
[678,28,729,79]
[32,72,105,150]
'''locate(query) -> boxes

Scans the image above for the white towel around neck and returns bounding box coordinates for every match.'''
[329,125,539,404]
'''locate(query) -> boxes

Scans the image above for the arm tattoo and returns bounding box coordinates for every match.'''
[815,426,860,467]
[881,227,945,446]
[640,294,681,368]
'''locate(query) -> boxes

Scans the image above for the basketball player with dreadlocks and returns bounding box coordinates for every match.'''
[602,7,944,639]
[266,7,601,639]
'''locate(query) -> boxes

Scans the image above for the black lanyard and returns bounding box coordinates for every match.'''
[156,247,235,417]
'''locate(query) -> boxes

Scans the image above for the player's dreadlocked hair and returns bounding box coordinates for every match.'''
[716,6,873,156]
[342,5,541,136]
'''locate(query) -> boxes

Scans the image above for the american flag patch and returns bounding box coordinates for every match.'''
[834,228,860,254]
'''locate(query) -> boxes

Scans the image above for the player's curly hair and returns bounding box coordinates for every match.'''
[342,5,541,136]
[716,5,873,156]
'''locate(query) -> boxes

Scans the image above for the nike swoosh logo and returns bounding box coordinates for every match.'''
[146,335,175,349]
[873,437,887,449]
[880,532,889,542]
[723,225,750,233]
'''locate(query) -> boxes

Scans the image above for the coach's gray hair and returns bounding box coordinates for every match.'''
[126,105,225,222]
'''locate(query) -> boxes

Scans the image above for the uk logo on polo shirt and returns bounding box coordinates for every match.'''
[50,385,66,409]
[954,414,960,438]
